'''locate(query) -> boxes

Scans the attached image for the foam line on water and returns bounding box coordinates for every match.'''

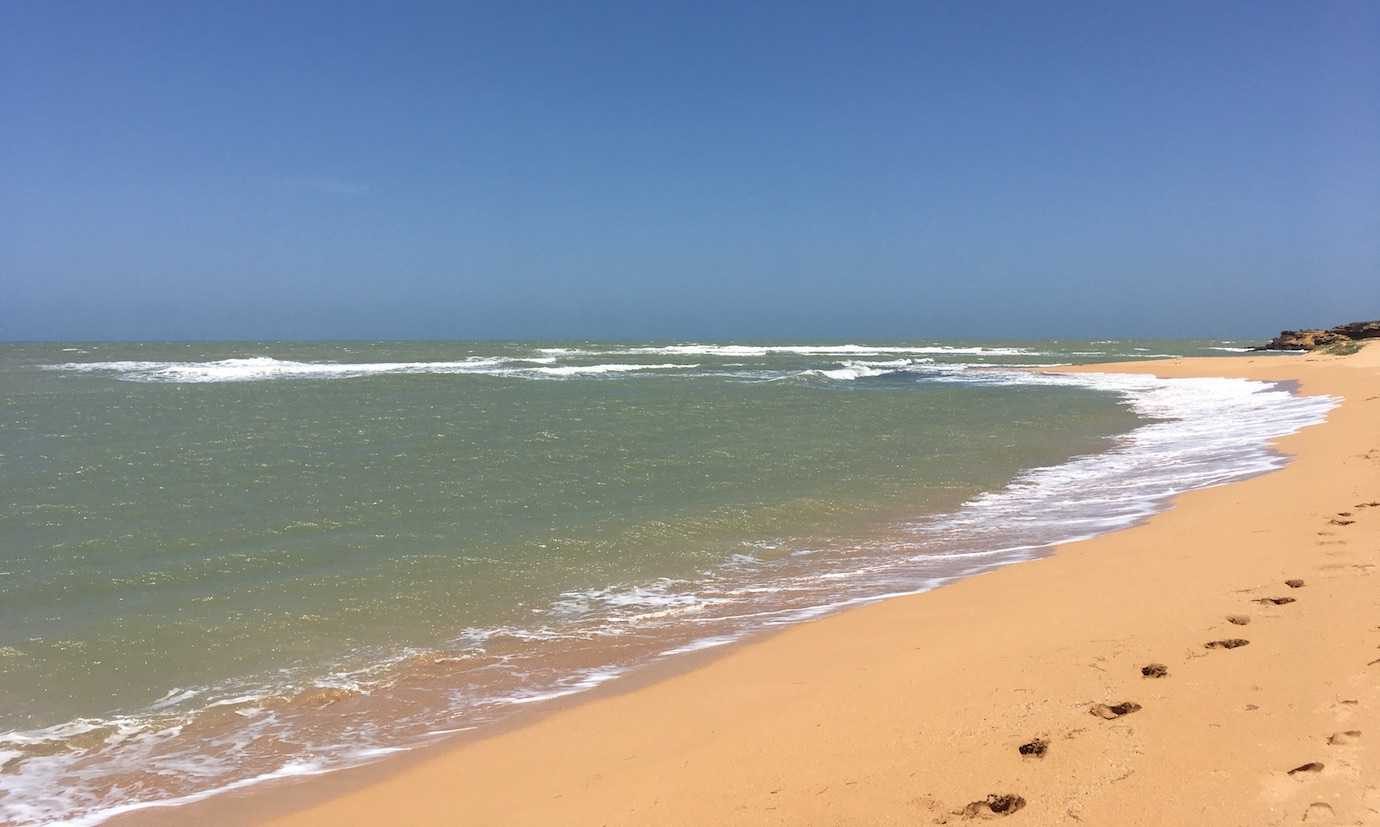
[44,357,698,382]
[606,344,1040,357]
[45,761,336,827]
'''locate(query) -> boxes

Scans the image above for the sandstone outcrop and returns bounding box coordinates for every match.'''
[1254,320,1380,351]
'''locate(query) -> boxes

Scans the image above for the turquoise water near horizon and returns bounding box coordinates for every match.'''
[0,338,1326,825]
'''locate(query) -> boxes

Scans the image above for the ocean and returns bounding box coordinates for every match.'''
[0,339,1331,825]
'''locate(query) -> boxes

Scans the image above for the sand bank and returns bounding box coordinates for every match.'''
[144,345,1380,826]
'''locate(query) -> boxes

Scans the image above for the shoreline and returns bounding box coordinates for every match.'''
[124,346,1380,826]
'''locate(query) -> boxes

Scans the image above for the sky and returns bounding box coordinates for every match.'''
[2,1,1378,341]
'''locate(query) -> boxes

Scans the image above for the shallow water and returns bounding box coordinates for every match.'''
[0,339,1326,825]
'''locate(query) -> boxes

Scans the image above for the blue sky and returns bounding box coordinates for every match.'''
[3,1,1377,340]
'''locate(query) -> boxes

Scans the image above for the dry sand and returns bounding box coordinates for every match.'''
[150,345,1380,826]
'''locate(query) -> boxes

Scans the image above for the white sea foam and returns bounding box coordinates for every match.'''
[806,359,925,380]
[45,761,335,827]
[42,341,1261,387]
[658,634,743,656]
[523,344,1041,358]
[148,688,201,710]
[48,356,508,382]
[500,666,629,705]
[46,358,696,383]
[530,362,697,376]
[614,344,1038,357]
[39,342,1081,385]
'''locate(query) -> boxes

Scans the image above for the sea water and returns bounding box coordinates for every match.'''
[0,339,1330,824]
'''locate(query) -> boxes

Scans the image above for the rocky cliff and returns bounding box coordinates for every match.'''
[1255,320,1380,351]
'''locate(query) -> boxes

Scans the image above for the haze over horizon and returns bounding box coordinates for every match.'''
[3,1,1378,342]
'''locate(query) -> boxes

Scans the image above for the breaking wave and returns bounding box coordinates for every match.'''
[45,357,698,383]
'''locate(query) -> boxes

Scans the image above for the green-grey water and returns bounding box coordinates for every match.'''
[0,338,1325,825]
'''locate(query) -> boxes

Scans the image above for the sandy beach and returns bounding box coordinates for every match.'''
[140,345,1380,826]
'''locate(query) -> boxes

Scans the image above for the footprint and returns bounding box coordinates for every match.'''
[1326,730,1362,745]
[1256,597,1297,606]
[1090,701,1141,719]
[1285,579,1305,588]
[1336,512,1353,518]
[1330,518,1355,526]
[1227,615,1251,625]
[1141,663,1168,678]
[959,794,1026,818]
[1205,639,1250,650]
[1288,761,1324,775]
[1017,738,1047,758]
[1303,801,1335,822]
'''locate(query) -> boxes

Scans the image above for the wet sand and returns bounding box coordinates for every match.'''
[142,345,1380,826]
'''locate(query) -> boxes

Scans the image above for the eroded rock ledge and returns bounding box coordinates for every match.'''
[1254,320,1380,351]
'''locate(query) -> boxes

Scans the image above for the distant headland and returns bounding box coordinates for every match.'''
[1254,319,1380,351]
